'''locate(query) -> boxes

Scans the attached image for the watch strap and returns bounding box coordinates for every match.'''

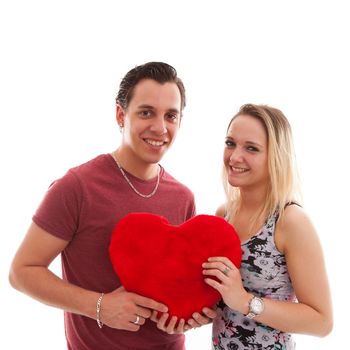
[245,295,264,319]
[246,312,257,319]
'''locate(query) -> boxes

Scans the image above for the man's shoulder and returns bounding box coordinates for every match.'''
[68,153,112,178]
[49,154,113,192]
[71,153,111,171]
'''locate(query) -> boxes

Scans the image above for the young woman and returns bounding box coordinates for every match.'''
[203,104,333,349]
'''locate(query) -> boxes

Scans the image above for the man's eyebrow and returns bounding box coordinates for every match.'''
[137,104,155,109]
[137,104,180,114]
[167,108,180,114]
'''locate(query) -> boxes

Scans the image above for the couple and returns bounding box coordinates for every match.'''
[9,62,332,349]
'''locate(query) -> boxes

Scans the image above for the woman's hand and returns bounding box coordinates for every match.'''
[202,256,250,314]
[150,311,187,334]
[150,307,217,334]
[186,307,217,329]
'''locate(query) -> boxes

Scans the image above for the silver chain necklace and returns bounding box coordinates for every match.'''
[112,153,161,198]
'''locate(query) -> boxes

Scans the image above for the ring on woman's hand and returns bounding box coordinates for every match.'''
[223,266,231,276]
[133,315,140,325]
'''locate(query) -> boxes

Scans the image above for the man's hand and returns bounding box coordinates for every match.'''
[100,287,168,331]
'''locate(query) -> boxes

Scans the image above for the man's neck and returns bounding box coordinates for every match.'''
[112,148,159,180]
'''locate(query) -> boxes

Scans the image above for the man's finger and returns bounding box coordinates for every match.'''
[135,306,152,319]
[132,294,168,312]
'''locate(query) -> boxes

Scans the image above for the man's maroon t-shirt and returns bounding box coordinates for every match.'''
[33,154,195,350]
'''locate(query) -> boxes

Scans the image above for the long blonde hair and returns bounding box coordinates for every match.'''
[223,104,302,226]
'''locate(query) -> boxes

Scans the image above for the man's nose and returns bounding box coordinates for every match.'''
[150,116,167,135]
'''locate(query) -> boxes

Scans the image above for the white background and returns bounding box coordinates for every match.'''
[1,0,349,349]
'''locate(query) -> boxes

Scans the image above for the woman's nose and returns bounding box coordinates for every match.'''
[229,148,244,163]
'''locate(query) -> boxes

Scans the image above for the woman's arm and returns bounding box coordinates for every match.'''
[273,204,333,335]
[203,205,333,337]
[215,204,226,218]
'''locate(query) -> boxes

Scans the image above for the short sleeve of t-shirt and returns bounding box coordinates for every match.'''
[32,170,82,241]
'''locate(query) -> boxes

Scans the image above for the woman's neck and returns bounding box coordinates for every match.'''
[231,186,268,239]
[238,186,267,214]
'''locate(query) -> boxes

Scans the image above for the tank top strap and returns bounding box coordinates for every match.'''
[274,201,301,221]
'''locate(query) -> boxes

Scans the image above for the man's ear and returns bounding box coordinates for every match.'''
[116,104,125,128]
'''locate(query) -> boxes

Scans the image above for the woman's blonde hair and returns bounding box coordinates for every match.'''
[223,103,302,226]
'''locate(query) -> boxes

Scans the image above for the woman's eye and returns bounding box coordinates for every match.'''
[247,146,259,152]
[225,140,235,147]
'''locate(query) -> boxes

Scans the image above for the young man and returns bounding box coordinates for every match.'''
[9,62,215,349]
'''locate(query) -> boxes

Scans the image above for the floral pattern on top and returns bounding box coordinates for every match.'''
[212,214,296,350]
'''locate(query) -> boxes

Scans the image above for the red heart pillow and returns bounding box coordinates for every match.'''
[109,213,241,321]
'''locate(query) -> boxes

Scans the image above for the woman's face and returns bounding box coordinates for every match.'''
[224,114,269,190]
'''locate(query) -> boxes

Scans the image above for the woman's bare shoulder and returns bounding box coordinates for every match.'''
[215,203,226,218]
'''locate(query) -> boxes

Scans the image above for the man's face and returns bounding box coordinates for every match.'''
[117,79,182,165]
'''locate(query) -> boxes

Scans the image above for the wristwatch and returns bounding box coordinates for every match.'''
[246,296,264,319]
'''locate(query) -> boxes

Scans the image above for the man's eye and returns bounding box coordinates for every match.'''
[167,114,178,122]
[140,110,152,118]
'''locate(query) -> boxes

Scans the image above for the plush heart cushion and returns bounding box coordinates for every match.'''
[109,213,241,321]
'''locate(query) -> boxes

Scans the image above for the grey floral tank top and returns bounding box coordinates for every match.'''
[212,213,296,349]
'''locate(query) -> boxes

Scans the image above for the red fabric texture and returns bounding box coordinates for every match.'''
[109,213,242,321]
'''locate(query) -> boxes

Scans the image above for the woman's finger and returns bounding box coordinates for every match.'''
[165,316,178,334]
[204,277,223,292]
[203,266,229,281]
[156,313,169,331]
[174,318,185,333]
[202,261,234,276]
[207,256,236,269]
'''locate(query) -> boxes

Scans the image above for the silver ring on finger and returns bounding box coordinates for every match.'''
[223,266,231,276]
[133,315,140,325]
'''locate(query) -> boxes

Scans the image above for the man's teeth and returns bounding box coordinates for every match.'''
[145,139,164,146]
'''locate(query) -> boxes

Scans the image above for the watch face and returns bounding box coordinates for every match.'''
[251,297,264,314]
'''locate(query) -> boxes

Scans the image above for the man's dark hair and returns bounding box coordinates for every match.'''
[116,62,186,112]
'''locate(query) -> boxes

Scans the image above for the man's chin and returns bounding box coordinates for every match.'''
[143,150,168,164]
[144,155,165,165]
